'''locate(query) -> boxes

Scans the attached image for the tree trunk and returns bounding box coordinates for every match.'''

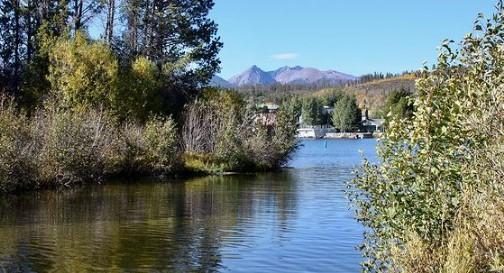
[13,0,21,96]
[74,0,83,32]
[127,0,138,53]
[25,0,36,62]
[105,0,115,44]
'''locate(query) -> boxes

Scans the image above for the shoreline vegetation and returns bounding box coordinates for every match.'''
[0,0,302,194]
[348,2,504,273]
[0,90,299,194]
[2,0,503,271]
[0,0,414,194]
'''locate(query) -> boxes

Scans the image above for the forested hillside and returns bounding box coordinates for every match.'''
[316,74,418,117]
[0,0,222,115]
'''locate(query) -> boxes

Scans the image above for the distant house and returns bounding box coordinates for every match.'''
[257,103,279,113]
[255,103,280,126]
[322,105,333,115]
[361,118,385,132]
[360,109,385,132]
[297,127,327,138]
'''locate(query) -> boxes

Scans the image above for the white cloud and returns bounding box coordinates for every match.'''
[272,53,299,60]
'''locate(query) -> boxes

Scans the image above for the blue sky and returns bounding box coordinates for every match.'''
[210,1,496,79]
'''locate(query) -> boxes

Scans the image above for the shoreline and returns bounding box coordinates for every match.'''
[1,165,288,196]
[297,132,381,140]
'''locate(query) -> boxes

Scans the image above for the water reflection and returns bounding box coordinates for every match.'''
[0,173,299,273]
[0,139,377,273]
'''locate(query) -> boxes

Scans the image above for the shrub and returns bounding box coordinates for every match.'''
[119,122,146,172]
[0,97,37,192]
[0,87,294,192]
[141,116,178,173]
[242,124,274,170]
[348,3,504,272]
[0,97,180,192]
[182,89,246,172]
[214,112,246,170]
[119,116,178,174]
[271,101,300,167]
[34,105,119,186]
[243,102,299,170]
[182,89,298,173]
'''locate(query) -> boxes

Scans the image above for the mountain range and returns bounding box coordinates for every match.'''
[210,65,358,88]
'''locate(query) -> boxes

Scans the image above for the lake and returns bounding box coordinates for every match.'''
[0,139,377,273]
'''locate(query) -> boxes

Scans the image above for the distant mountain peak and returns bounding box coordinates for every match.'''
[209,75,234,88]
[268,65,357,85]
[212,65,358,88]
[228,65,276,86]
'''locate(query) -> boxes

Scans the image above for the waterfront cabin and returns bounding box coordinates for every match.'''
[359,109,385,133]
[296,125,328,138]
[361,118,385,132]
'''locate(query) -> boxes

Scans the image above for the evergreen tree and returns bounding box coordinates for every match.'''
[0,0,96,105]
[383,88,414,119]
[69,0,104,33]
[320,89,344,107]
[0,0,223,118]
[0,0,24,97]
[332,95,361,132]
[301,97,323,126]
[118,0,222,117]
[122,0,222,86]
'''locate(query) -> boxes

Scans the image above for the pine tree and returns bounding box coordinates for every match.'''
[122,0,222,86]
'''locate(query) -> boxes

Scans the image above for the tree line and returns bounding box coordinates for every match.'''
[297,91,362,132]
[355,70,421,85]
[284,88,412,132]
[0,0,222,117]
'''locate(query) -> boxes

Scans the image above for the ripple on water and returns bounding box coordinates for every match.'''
[0,139,375,273]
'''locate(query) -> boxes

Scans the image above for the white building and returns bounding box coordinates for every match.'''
[296,125,331,138]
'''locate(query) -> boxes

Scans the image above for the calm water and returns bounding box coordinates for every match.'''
[0,139,377,273]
